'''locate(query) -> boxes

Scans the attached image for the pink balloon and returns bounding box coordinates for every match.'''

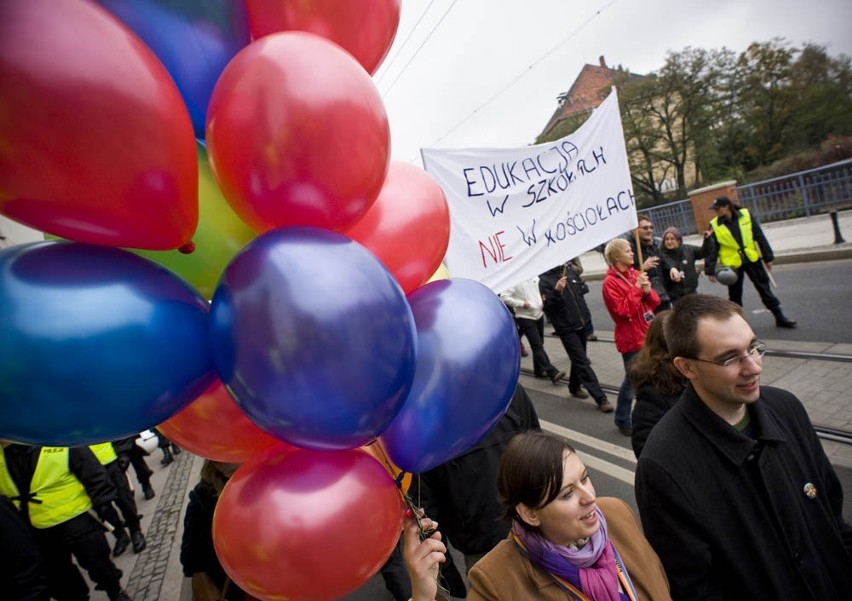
[344,161,451,294]
[157,379,281,463]
[206,32,390,233]
[214,446,404,601]
[0,0,197,250]
[245,0,401,74]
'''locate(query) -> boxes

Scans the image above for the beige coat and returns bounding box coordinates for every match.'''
[466,497,671,601]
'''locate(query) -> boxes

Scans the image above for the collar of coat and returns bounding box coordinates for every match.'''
[679,384,788,465]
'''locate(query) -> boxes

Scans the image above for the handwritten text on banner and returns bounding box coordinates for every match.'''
[421,90,636,293]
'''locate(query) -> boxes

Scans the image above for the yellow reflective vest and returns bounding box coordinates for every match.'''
[710,208,760,269]
[89,442,118,466]
[0,447,92,529]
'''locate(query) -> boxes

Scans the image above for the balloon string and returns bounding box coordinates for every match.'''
[366,439,408,490]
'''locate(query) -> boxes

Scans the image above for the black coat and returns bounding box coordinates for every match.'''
[630,383,682,459]
[180,482,251,601]
[0,496,49,601]
[415,384,540,555]
[636,385,852,601]
[538,265,591,333]
[659,243,705,301]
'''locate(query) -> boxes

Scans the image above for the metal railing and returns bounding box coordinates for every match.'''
[642,159,852,236]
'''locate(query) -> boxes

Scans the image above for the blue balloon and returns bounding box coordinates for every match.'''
[209,227,417,451]
[381,278,520,473]
[95,0,250,138]
[0,241,215,445]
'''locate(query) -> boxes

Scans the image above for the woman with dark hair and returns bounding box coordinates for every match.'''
[659,227,706,303]
[404,431,671,601]
[628,312,685,458]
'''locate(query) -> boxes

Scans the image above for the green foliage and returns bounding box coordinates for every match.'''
[539,39,852,207]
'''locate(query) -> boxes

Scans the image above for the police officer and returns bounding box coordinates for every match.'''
[705,196,796,328]
[0,441,133,601]
[90,442,147,556]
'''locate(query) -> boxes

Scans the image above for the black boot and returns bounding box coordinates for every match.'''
[113,529,130,557]
[171,443,181,456]
[160,446,174,466]
[141,480,155,500]
[130,529,147,553]
[772,308,797,328]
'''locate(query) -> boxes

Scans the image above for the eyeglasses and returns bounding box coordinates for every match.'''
[687,341,766,368]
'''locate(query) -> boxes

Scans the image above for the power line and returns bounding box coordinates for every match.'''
[379,0,459,98]
[374,0,439,86]
[427,0,621,149]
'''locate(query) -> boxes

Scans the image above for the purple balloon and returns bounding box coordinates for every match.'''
[381,278,520,473]
[95,0,250,138]
[0,241,215,445]
[209,227,417,451]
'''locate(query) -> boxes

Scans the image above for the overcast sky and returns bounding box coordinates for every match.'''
[375,0,852,165]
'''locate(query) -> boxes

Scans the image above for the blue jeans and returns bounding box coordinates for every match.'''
[616,351,638,429]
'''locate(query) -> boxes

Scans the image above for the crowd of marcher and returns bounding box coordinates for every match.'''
[5,196,842,601]
[401,198,845,601]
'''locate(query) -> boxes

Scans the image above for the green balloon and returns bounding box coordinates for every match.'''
[134,144,256,298]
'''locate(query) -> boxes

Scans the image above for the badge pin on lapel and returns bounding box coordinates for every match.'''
[803,482,817,499]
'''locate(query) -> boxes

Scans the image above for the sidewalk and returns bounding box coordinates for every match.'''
[95,210,852,600]
[576,209,852,279]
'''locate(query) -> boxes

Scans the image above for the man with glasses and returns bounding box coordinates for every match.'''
[634,294,852,600]
[629,214,671,313]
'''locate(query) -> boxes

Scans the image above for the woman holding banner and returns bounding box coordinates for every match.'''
[601,239,660,436]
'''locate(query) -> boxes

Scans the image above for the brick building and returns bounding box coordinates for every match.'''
[539,56,642,140]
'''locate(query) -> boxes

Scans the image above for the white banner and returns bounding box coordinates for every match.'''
[421,90,637,293]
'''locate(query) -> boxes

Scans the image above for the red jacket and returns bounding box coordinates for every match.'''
[602,265,660,353]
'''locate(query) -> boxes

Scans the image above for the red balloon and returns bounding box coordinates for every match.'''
[214,446,404,601]
[344,161,451,294]
[0,0,197,250]
[245,0,401,74]
[207,32,390,233]
[157,379,281,463]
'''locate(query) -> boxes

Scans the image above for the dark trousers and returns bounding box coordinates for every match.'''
[516,317,558,378]
[34,513,123,601]
[728,260,781,311]
[555,328,605,401]
[105,461,141,532]
[120,447,153,489]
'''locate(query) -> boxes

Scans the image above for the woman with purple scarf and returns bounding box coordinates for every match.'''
[404,432,671,601]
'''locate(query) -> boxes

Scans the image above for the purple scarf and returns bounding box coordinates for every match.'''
[513,507,622,601]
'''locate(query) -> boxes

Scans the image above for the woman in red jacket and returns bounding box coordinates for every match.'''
[601,239,660,436]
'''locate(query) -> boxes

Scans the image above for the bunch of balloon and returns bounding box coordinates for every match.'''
[196,3,421,600]
[0,0,222,446]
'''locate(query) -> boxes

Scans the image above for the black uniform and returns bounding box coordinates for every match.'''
[2,445,127,601]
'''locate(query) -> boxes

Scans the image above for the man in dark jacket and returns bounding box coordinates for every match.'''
[630,214,671,313]
[635,294,852,600]
[414,384,540,575]
[539,263,613,412]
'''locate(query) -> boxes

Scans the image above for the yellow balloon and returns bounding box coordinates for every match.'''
[133,144,256,298]
[427,262,450,283]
